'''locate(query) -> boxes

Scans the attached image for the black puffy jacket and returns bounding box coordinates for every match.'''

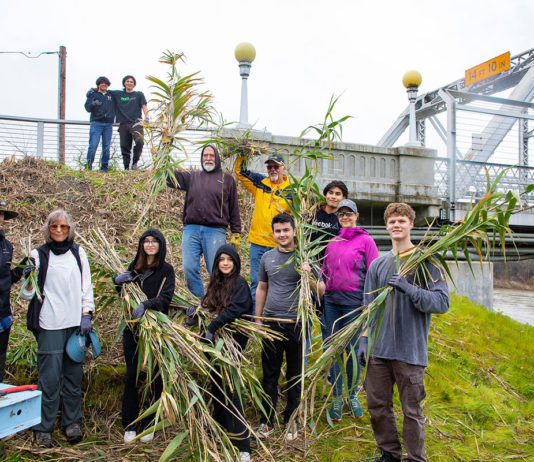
[0,231,23,319]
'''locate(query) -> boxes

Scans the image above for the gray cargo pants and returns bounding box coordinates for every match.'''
[364,357,427,462]
[33,327,83,433]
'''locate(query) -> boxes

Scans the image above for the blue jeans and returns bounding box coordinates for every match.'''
[324,301,362,398]
[86,122,112,171]
[182,224,226,297]
[249,243,273,309]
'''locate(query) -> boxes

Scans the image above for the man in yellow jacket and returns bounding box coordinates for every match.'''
[234,153,292,306]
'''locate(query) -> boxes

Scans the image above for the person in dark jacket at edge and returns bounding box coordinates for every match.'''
[114,228,175,444]
[84,76,115,171]
[0,202,26,383]
[194,244,251,462]
[358,203,450,462]
[167,144,241,298]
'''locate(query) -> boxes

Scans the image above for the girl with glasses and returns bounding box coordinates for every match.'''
[114,229,175,444]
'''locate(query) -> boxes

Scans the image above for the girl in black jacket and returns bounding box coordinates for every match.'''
[200,244,251,462]
[114,229,175,444]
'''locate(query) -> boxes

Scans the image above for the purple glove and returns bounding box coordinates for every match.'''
[357,336,368,366]
[80,314,92,336]
[388,273,414,296]
[144,117,149,123]
[203,329,214,344]
[132,302,146,320]
[23,264,37,279]
[115,271,133,285]
[185,305,196,317]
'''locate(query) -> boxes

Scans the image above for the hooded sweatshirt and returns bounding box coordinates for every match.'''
[127,229,175,314]
[167,146,241,233]
[322,226,379,306]
[205,244,252,335]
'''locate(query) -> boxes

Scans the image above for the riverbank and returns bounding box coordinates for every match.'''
[1,159,532,461]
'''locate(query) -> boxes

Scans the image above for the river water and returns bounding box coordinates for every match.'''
[493,288,534,326]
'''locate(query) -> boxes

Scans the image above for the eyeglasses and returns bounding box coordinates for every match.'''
[267,164,280,170]
[337,211,355,217]
[49,224,70,231]
[144,239,159,246]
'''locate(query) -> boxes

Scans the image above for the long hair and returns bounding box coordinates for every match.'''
[134,240,160,273]
[201,254,239,315]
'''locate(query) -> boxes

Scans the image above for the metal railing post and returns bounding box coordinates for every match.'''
[36,121,44,158]
[439,89,457,222]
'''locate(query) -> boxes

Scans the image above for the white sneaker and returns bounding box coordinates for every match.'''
[285,424,298,441]
[140,432,154,443]
[240,452,251,462]
[124,430,136,443]
[257,423,273,438]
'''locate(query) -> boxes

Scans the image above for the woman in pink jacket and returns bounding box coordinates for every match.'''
[321,199,378,422]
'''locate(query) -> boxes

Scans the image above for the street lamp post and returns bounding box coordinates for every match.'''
[234,42,256,129]
[402,70,422,147]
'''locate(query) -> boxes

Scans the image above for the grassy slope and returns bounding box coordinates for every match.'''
[0,160,532,461]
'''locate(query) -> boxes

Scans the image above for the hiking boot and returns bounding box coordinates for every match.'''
[124,430,136,443]
[328,396,343,421]
[132,163,139,170]
[34,430,53,448]
[240,452,251,462]
[349,393,363,417]
[361,451,401,462]
[65,422,83,444]
[257,423,273,438]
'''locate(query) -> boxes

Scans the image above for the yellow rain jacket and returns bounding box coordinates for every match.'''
[234,156,292,247]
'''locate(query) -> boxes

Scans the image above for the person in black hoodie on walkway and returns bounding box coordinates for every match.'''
[167,145,241,298]
[114,229,175,444]
[200,244,251,462]
[84,76,115,171]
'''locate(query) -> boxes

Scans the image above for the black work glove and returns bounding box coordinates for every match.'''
[357,336,368,367]
[22,264,37,279]
[388,273,415,297]
[80,314,92,336]
[114,271,133,285]
[132,302,146,320]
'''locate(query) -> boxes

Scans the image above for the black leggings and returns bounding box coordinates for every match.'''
[122,328,162,431]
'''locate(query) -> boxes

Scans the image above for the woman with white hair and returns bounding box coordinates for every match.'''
[22,209,95,448]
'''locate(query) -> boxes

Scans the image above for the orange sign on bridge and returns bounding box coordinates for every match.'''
[465,52,510,86]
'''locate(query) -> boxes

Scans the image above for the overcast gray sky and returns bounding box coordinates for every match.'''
[1,0,533,146]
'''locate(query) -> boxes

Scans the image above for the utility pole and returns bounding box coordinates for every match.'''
[58,46,67,164]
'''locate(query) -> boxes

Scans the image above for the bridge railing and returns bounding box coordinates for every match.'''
[0,114,210,169]
[1,114,532,213]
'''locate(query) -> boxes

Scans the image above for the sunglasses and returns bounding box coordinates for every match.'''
[49,224,70,231]
[267,164,280,170]
[337,211,355,217]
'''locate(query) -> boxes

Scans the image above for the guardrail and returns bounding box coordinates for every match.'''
[0,114,211,169]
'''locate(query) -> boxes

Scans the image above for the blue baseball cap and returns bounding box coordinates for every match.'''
[264,153,286,166]
[337,199,358,213]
